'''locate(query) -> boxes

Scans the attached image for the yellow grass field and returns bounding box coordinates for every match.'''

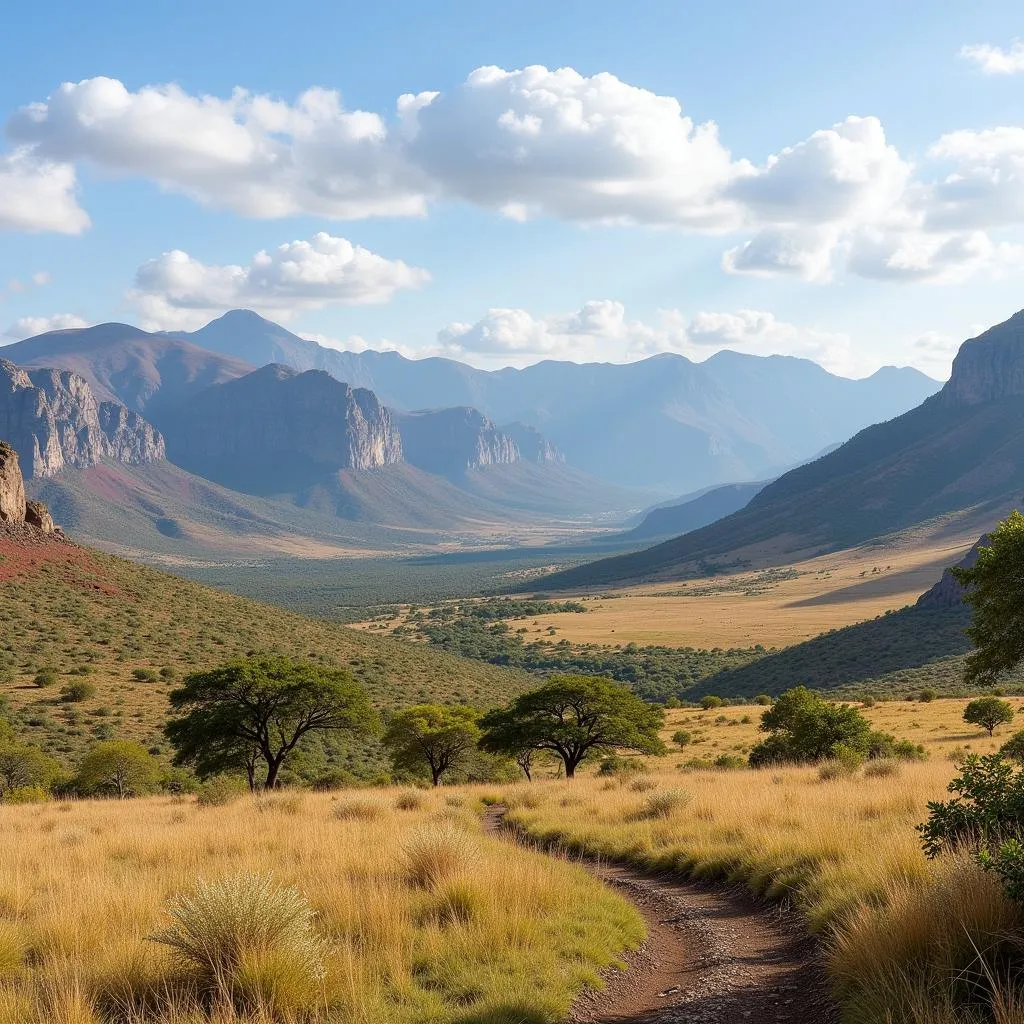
[527,531,979,647]
[500,696,1024,1023]
[0,787,641,1024]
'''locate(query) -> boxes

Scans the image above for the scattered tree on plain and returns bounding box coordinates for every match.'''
[166,656,378,790]
[749,686,874,767]
[963,696,1015,737]
[479,675,665,779]
[76,741,160,798]
[383,704,481,786]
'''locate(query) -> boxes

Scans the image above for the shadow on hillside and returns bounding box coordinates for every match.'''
[695,607,973,696]
[785,553,957,608]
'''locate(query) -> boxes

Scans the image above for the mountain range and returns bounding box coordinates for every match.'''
[163,310,941,494]
[0,309,941,558]
[537,309,1024,591]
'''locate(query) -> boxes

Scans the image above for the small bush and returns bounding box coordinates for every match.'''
[754,694,773,706]
[671,730,692,748]
[640,788,691,819]
[404,825,478,889]
[700,695,724,710]
[394,790,424,811]
[864,759,901,779]
[159,667,176,679]
[713,754,746,770]
[597,755,648,777]
[332,799,385,822]
[628,775,658,792]
[33,668,57,688]
[1000,730,1024,763]
[918,688,938,703]
[5,786,49,804]
[132,668,159,682]
[59,682,95,703]
[197,775,248,807]
[150,873,325,1002]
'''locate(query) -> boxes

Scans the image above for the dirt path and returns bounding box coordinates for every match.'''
[483,805,838,1024]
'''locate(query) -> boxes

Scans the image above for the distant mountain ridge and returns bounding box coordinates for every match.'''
[533,309,1024,591]
[166,310,941,494]
[624,481,766,541]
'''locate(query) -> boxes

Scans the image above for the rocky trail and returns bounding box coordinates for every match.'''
[483,805,838,1024]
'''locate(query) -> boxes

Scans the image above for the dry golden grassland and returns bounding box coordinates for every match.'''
[501,697,1024,1023]
[0,788,640,1024]
[524,532,978,648]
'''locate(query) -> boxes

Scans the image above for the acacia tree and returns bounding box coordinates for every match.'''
[77,741,160,798]
[479,675,666,779]
[383,705,480,786]
[953,513,1024,685]
[166,657,378,790]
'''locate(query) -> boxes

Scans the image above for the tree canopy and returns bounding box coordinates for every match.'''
[963,696,1015,737]
[166,656,378,789]
[748,686,873,767]
[76,741,160,798]
[953,513,1024,686]
[383,704,480,786]
[479,675,665,778]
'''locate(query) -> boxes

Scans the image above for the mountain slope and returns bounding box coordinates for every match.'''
[2,323,253,422]
[0,524,530,771]
[625,481,765,541]
[173,310,940,493]
[533,310,1024,590]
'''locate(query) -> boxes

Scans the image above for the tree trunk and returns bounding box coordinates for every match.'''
[431,766,442,786]
[264,758,282,789]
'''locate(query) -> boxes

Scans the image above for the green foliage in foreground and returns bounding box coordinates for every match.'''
[480,675,666,778]
[920,754,1024,901]
[76,740,161,798]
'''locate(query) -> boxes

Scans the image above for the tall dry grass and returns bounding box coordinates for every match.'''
[0,789,641,1023]
[504,698,1024,1023]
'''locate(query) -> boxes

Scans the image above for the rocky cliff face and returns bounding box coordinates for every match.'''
[0,360,166,478]
[917,535,989,609]
[162,364,403,493]
[941,310,1024,407]
[501,422,563,464]
[396,408,520,479]
[0,441,26,523]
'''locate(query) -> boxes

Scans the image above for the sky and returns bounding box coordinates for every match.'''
[3,1,1024,379]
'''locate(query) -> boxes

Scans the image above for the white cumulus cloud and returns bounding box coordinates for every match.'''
[0,149,88,234]
[129,231,430,330]
[3,313,90,340]
[960,41,1024,75]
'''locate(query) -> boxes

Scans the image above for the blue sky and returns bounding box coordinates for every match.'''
[2,1,1024,378]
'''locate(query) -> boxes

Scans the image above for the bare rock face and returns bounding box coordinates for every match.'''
[0,359,166,478]
[501,422,564,464]
[0,441,26,524]
[24,499,54,534]
[161,364,403,493]
[916,535,988,608]
[941,310,1024,407]
[397,407,521,479]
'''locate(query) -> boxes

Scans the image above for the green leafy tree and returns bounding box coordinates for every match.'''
[77,741,160,798]
[0,744,60,798]
[963,696,1015,736]
[383,705,480,786]
[748,686,873,767]
[700,695,724,710]
[166,656,378,790]
[953,513,1024,685]
[479,675,666,779]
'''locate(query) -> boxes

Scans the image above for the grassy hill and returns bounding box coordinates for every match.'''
[0,529,530,773]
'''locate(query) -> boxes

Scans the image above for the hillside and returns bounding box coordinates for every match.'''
[535,310,1024,591]
[625,481,765,541]
[173,310,940,494]
[0,525,530,773]
[2,322,253,422]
